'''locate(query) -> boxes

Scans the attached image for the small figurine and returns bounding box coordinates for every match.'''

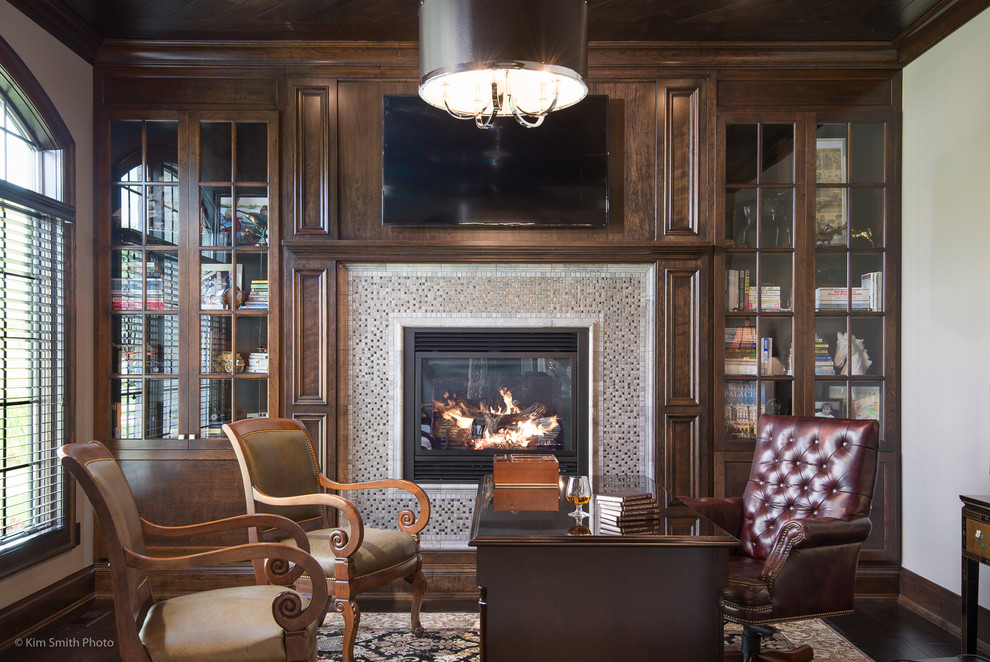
[222,285,247,310]
[834,331,872,376]
[817,223,847,247]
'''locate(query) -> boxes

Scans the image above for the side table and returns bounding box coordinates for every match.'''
[961,495,990,655]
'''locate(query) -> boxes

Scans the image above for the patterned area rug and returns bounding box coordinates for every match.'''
[316,612,874,661]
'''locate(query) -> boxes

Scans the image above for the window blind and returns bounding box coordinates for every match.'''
[0,196,68,556]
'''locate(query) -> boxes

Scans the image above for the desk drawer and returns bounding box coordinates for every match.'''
[965,516,990,561]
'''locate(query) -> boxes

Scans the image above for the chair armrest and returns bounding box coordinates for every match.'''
[319,474,431,536]
[677,496,744,538]
[253,488,365,559]
[761,515,873,584]
[123,542,328,633]
[141,513,310,552]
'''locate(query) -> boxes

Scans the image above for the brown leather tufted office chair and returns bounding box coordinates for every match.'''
[680,414,879,662]
[59,441,328,662]
[223,417,431,662]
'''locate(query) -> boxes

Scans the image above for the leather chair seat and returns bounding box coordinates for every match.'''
[139,584,320,662]
[280,527,419,579]
[722,556,774,622]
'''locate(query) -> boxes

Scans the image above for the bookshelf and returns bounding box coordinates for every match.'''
[104,115,276,447]
[715,113,895,542]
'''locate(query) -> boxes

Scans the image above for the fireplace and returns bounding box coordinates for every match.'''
[403,327,589,482]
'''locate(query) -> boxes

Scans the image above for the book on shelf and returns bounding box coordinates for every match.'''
[725,358,757,375]
[815,287,871,311]
[725,380,758,438]
[246,350,269,374]
[748,285,783,311]
[241,279,269,310]
[726,269,754,311]
[860,272,883,311]
[814,333,835,375]
[724,324,757,375]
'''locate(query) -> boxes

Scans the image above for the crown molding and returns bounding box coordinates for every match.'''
[5,0,102,63]
[894,0,990,65]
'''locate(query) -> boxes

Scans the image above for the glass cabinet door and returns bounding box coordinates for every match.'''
[722,122,796,440]
[196,121,270,440]
[109,120,181,441]
[813,121,887,426]
[107,116,273,446]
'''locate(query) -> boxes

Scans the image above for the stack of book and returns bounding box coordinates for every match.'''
[597,490,661,535]
[815,287,871,311]
[242,280,269,309]
[246,350,269,374]
[724,324,757,375]
[814,333,834,375]
[748,284,783,311]
[725,268,754,311]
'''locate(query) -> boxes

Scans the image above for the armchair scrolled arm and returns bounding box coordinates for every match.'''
[761,515,873,588]
[253,488,366,559]
[319,474,431,537]
[122,541,328,632]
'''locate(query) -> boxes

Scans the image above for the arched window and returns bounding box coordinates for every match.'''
[0,35,75,576]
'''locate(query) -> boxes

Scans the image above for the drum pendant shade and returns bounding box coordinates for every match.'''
[418,0,589,128]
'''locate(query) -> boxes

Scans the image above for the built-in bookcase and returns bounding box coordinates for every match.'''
[101,113,277,448]
[715,111,897,563]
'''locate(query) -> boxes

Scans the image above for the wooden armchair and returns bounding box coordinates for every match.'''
[58,441,328,662]
[222,417,431,662]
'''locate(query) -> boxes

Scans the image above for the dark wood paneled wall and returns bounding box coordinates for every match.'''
[90,43,901,599]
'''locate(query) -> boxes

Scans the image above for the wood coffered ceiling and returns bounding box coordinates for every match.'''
[6,0,989,65]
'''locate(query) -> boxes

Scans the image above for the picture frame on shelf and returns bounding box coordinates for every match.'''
[815,137,847,247]
[851,385,881,421]
[815,188,847,247]
[815,400,844,419]
[200,263,243,310]
[816,138,846,183]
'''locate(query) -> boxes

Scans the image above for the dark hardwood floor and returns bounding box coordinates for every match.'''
[0,598,966,662]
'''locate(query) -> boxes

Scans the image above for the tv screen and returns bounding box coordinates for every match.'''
[382,94,609,227]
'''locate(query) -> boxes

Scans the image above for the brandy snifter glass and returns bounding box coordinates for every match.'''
[564,475,592,519]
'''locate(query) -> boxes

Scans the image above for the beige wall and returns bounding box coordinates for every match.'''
[0,1,94,610]
[902,8,990,604]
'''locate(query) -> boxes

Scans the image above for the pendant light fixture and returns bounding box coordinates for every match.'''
[418,0,589,129]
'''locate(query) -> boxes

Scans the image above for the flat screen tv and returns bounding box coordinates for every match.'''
[382,94,609,227]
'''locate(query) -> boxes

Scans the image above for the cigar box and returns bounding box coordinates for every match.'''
[493,485,560,511]
[492,453,560,486]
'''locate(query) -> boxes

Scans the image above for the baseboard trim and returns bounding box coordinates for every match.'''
[855,561,902,597]
[0,567,95,653]
[900,566,990,655]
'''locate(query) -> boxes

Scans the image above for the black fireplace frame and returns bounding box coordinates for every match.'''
[403,327,590,482]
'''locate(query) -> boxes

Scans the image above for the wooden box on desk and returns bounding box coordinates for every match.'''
[492,453,559,486]
[493,485,559,511]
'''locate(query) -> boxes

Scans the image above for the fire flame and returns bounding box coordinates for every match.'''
[434,388,559,450]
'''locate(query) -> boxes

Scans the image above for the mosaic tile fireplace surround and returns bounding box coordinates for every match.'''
[340,263,656,549]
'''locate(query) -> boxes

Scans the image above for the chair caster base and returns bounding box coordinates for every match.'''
[724,644,814,662]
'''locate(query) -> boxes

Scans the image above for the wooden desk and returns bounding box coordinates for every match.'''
[470,475,739,662]
[961,495,990,655]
